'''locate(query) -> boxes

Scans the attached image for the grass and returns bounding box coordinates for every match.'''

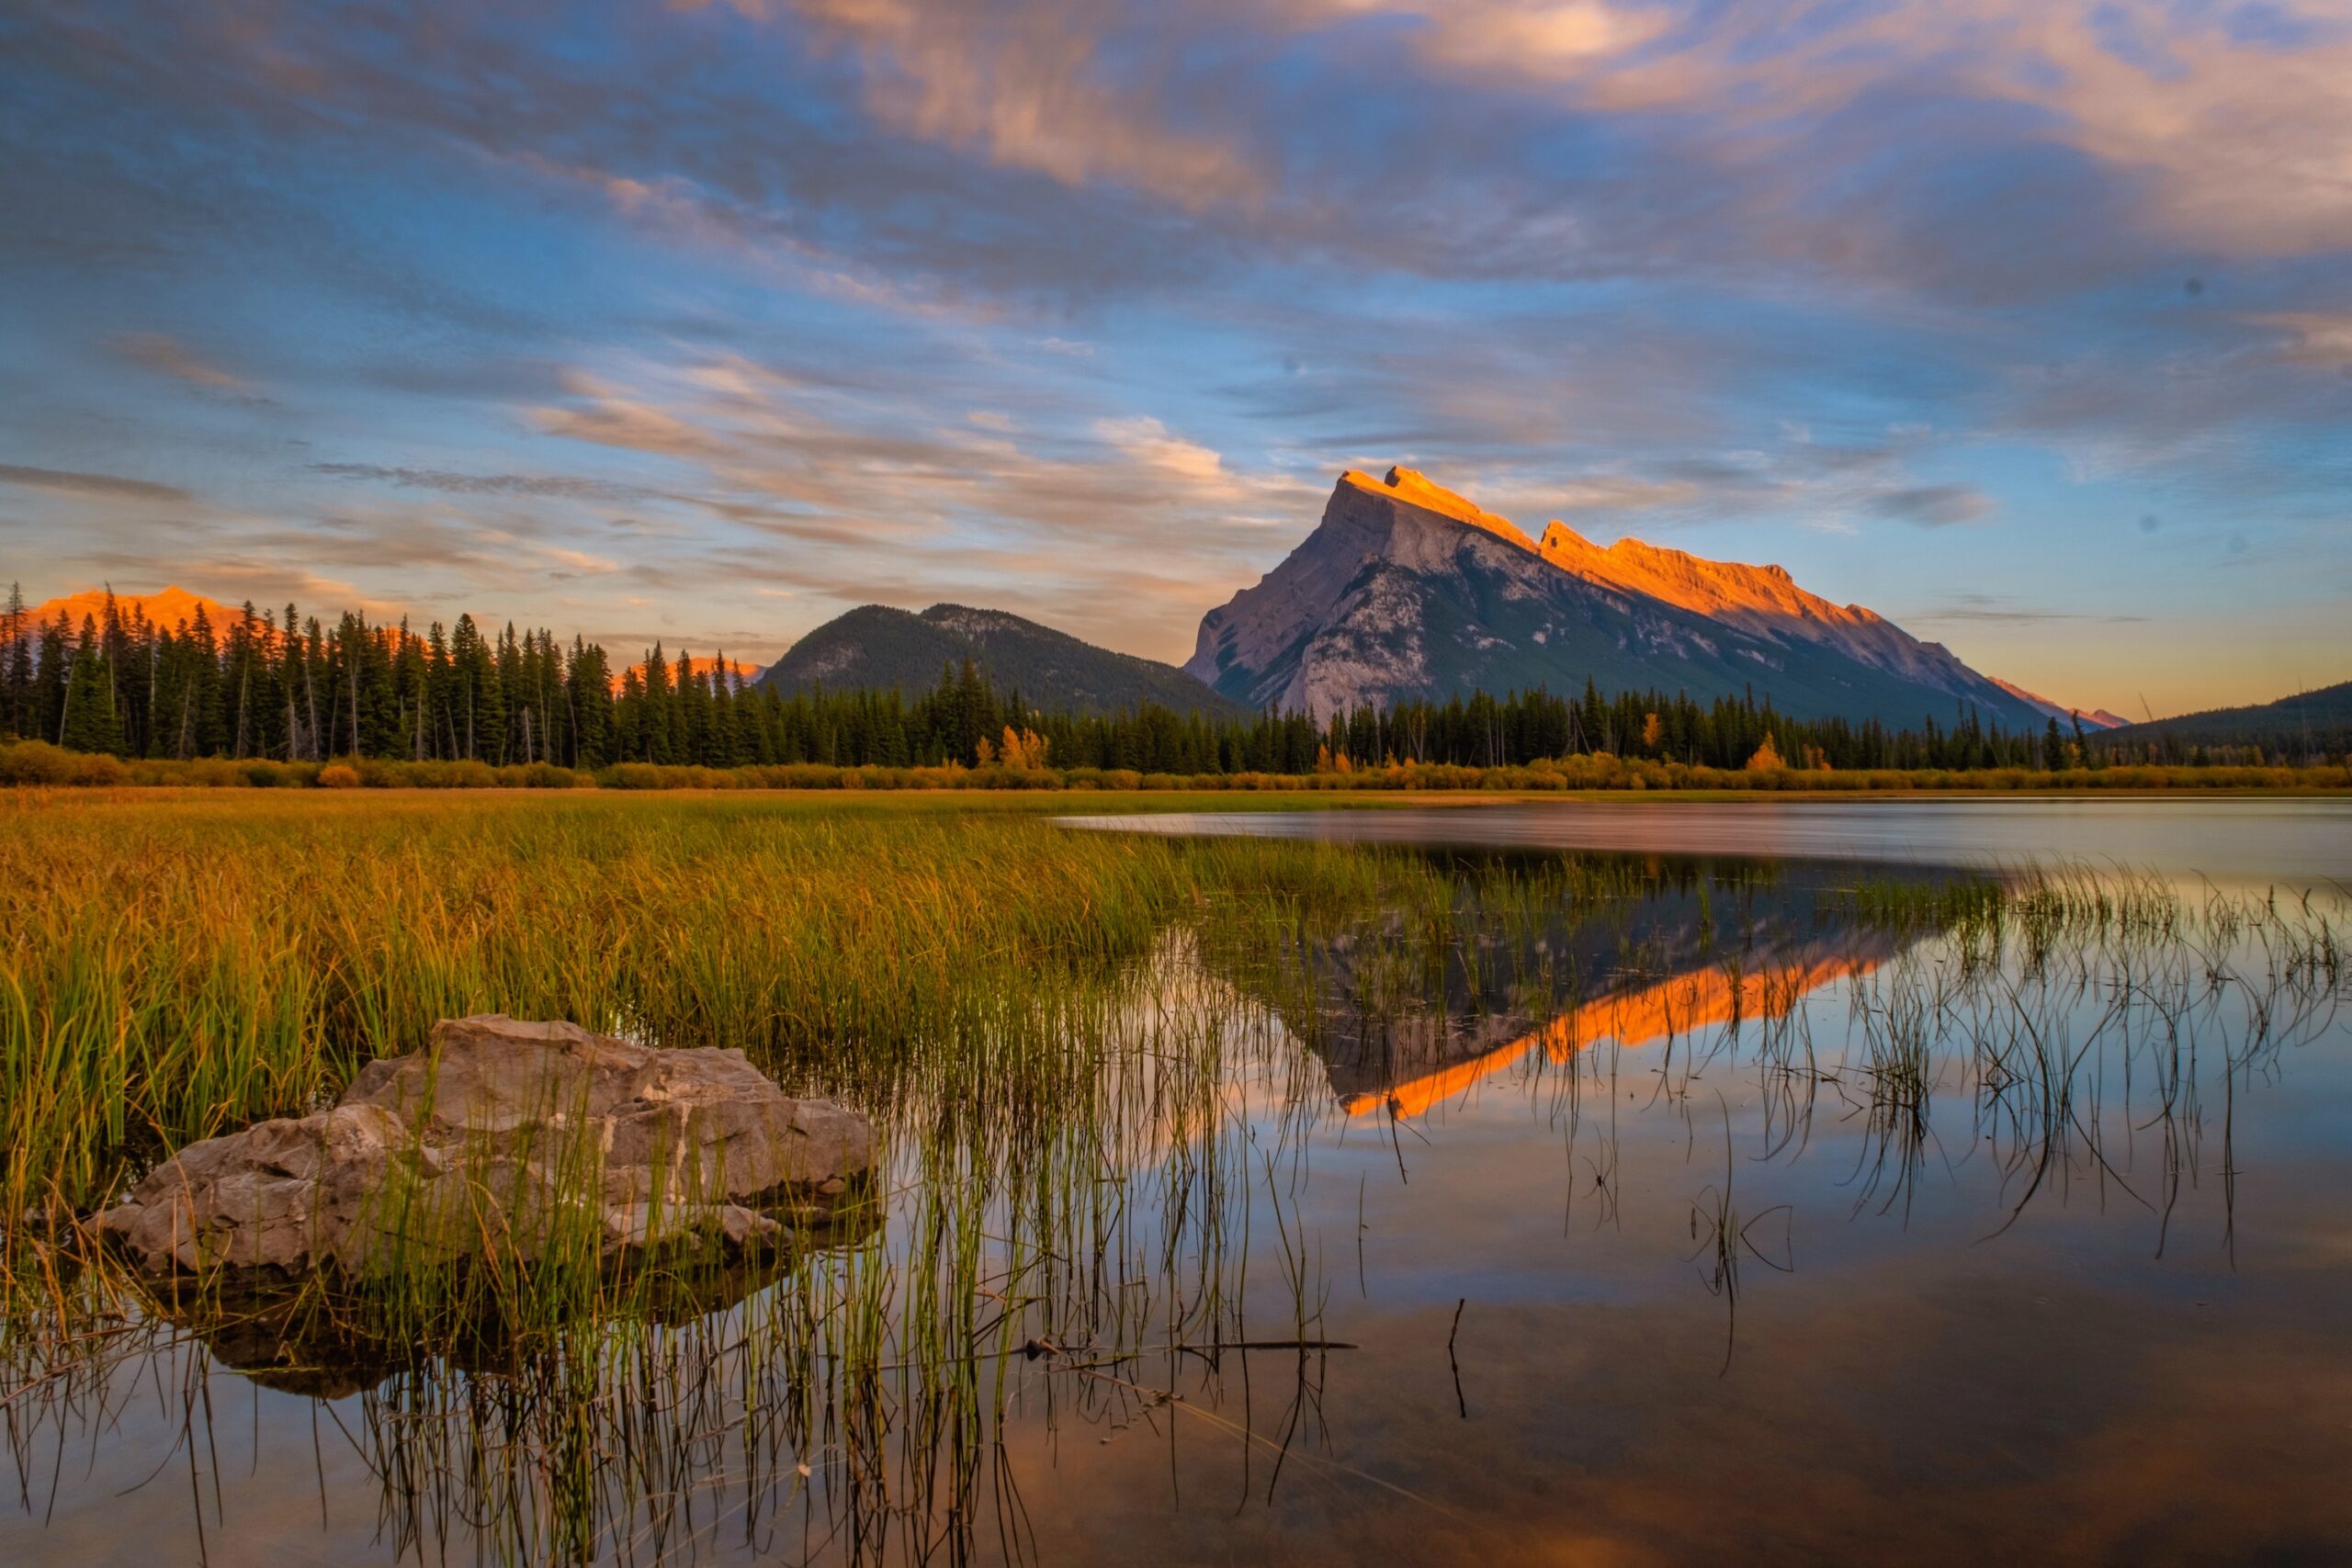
[1,791,2345,1564]
[6,734,2351,794]
[0,792,1250,1218]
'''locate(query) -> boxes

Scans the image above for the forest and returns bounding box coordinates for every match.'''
[1,586,2333,778]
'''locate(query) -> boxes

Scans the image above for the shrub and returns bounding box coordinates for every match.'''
[0,739,81,785]
[318,763,363,789]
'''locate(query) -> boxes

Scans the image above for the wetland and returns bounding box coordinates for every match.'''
[2,792,2346,1564]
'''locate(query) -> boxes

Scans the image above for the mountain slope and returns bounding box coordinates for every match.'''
[1187,468,2052,728]
[1987,679,2128,731]
[2104,680,2352,753]
[763,604,1249,717]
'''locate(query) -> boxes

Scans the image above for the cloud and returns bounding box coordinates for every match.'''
[2253,312,2352,369]
[307,464,653,502]
[757,0,1261,209]
[1305,0,1671,80]
[1868,484,1999,527]
[525,349,1321,658]
[1536,475,1702,513]
[1287,0,2352,265]
[2,0,2347,707]
[0,463,191,502]
[1913,592,2149,625]
[17,0,2350,322]
[529,372,731,464]
[1093,416,1230,487]
[109,331,247,390]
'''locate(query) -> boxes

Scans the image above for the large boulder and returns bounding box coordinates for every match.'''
[97,1015,873,1277]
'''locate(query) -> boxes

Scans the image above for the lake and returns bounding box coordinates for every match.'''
[1065,795,2352,887]
[6,797,2348,1564]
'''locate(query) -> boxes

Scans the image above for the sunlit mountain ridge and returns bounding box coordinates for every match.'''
[1188,468,2112,728]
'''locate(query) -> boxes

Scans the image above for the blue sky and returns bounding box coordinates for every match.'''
[2,0,2347,715]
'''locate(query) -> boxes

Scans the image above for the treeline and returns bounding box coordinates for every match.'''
[1,586,2341,776]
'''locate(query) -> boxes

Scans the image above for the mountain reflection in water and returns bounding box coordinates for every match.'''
[1219,858,1915,1120]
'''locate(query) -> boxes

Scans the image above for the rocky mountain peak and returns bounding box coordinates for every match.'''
[1340,467,1536,550]
[1191,466,2104,728]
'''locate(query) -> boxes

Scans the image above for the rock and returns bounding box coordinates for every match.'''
[96,1015,872,1277]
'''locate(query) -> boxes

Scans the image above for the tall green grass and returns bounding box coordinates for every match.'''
[0,791,1383,1222]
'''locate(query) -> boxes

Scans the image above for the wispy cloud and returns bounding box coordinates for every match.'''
[0,464,191,502]
[526,349,1320,657]
[307,464,653,502]
[1914,593,2151,625]
[1869,484,1999,527]
[763,0,1262,209]
[110,331,248,391]
[2252,311,2352,369]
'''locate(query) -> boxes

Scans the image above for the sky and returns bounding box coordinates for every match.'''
[1,0,2347,716]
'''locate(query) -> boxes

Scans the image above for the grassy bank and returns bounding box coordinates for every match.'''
[4,736,2346,793]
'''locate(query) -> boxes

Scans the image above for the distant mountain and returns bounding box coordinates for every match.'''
[21,585,244,636]
[763,604,1249,717]
[2104,680,2352,754]
[1987,679,2129,732]
[1187,468,2055,728]
[613,655,765,694]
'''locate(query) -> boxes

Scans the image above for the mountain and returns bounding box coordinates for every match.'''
[1187,467,2055,728]
[1987,678,2128,731]
[2103,679,2352,754]
[20,585,244,636]
[612,655,766,694]
[762,604,1250,717]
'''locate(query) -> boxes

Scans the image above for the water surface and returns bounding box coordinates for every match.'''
[1066,796,2352,886]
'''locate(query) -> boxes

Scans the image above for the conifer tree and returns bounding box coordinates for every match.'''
[57,621,125,754]
[1,582,30,738]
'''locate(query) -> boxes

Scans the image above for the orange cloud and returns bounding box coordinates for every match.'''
[1331,1,2352,258]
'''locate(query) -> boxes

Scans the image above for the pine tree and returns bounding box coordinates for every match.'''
[1,582,30,739]
[58,620,125,754]
[567,639,614,769]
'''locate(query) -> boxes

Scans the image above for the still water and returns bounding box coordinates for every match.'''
[1065,795,2352,887]
[6,801,2348,1565]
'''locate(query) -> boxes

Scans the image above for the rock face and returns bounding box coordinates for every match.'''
[1186,468,2063,728]
[97,1015,873,1276]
